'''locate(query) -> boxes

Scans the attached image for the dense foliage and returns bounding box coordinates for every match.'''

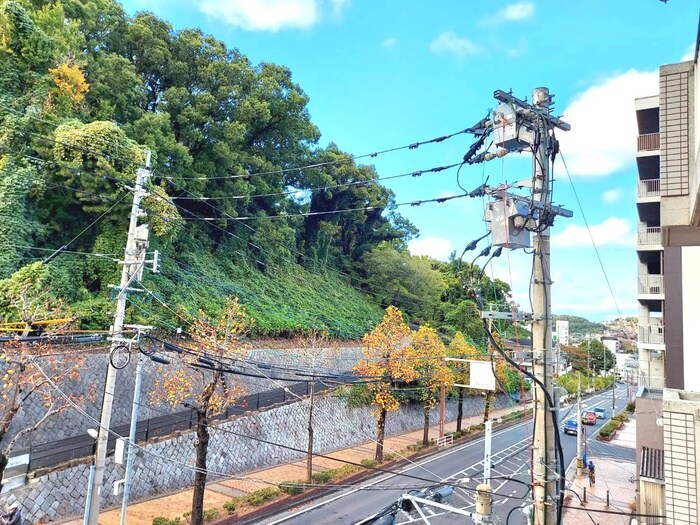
[552,315,604,337]
[0,0,518,338]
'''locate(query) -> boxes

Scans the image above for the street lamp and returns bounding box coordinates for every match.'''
[84,429,99,525]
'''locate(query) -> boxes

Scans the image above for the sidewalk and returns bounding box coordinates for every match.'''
[562,415,637,525]
[61,404,524,524]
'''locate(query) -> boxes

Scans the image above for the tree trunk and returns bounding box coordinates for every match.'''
[191,409,210,525]
[483,391,494,423]
[422,403,430,447]
[456,387,464,433]
[375,408,387,462]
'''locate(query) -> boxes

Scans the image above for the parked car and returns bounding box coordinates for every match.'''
[562,419,578,435]
[581,411,597,425]
[593,407,607,419]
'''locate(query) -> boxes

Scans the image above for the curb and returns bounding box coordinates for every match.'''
[217,415,529,525]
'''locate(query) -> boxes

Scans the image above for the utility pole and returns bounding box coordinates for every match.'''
[529,87,558,525]
[576,375,583,478]
[86,152,151,525]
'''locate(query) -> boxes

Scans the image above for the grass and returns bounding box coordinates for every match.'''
[136,253,384,338]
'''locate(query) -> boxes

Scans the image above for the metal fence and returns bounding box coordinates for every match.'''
[16,380,330,473]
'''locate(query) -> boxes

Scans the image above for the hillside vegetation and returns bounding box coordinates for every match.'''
[0,0,520,339]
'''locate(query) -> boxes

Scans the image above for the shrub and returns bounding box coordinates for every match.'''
[153,518,180,525]
[279,482,305,496]
[626,401,636,413]
[599,421,617,437]
[223,500,237,514]
[246,487,280,506]
[203,509,219,522]
[361,458,378,469]
[329,465,359,479]
[311,470,333,484]
[612,412,629,423]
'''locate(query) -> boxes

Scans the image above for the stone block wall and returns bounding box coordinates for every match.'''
[1,346,363,447]
[0,391,508,523]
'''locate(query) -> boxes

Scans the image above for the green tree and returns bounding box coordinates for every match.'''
[360,245,445,324]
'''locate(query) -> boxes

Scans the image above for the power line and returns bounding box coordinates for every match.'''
[167,161,461,201]
[175,193,469,221]
[559,153,624,320]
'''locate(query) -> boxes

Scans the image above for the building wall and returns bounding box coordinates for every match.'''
[663,389,700,525]
[682,246,700,391]
[636,393,664,461]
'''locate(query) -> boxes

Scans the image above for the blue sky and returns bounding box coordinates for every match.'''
[120,0,698,322]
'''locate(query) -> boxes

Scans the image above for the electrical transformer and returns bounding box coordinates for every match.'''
[486,198,532,249]
[492,103,534,151]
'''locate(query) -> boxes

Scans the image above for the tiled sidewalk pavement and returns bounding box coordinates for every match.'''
[60,404,526,524]
[562,416,637,525]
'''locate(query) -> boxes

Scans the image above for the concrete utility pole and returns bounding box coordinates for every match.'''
[529,87,557,525]
[576,375,583,478]
[86,152,151,525]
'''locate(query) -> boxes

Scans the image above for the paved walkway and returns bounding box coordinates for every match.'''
[562,415,637,525]
[61,405,523,525]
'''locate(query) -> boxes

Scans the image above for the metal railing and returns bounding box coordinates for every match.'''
[437,434,454,447]
[638,179,660,198]
[639,325,664,345]
[13,380,331,473]
[638,226,661,246]
[638,274,664,295]
[638,133,660,152]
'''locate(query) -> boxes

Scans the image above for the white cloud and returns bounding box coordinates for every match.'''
[199,0,344,31]
[551,217,635,248]
[382,37,399,50]
[500,2,535,21]
[480,2,534,25]
[408,236,453,261]
[429,32,480,58]
[680,42,696,62]
[557,69,658,177]
[602,188,623,204]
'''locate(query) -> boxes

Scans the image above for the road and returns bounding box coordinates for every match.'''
[263,384,628,525]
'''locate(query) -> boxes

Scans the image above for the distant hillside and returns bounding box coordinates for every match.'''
[552,315,604,336]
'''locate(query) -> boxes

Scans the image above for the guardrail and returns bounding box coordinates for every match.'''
[12,379,330,473]
[437,434,454,447]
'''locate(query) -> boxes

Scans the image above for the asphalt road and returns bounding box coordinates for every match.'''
[264,384,629,525]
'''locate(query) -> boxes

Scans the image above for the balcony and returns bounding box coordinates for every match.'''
[639,325,664,345]
[638,179,660,199]
[638,133,660,152]
[638,226,661,246]
[638,274,664,295]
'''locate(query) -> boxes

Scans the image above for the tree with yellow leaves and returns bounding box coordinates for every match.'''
[412,325,452,446]
[354,306,417,462]
[149,297,251,525]
[48,62,89,105]
[447,332,482,432]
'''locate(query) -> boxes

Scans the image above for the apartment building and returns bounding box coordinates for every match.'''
[634,26,700,525]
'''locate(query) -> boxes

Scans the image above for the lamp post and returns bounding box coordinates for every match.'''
[83,429,99,525]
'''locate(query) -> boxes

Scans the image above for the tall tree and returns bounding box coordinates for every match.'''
[411,325,452,446]
[353,306,418,462]
[149,297,250,525]
[447,332,481,432]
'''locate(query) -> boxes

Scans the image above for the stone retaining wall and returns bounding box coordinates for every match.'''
[1,347,363,447]
[0,391,508,524]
